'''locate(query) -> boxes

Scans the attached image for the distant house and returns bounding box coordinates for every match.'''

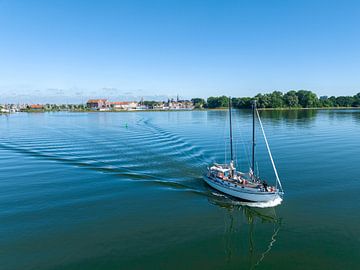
[167,100,194,110]
[29,104,44,110]
[136,104,148,110]
[86,99,109,110]
[0,107,10,113]
[151,103,166,110]
[110,101,138,110]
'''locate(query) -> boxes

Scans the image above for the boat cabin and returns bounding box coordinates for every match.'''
[209,164,235,180]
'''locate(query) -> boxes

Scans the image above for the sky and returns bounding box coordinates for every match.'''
[0,0,360,103]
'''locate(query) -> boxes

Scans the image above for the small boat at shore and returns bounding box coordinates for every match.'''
[203,98,284,202]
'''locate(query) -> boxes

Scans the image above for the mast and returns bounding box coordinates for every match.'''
[229,97,234,163]
[251,100,256,174]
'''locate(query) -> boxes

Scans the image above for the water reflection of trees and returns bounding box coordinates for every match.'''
[327,109,360,124]
[209,196,282,269]
[206,109,319,127]
[257,109,318,126]
[204,108,360,126]
[351,110,360,123]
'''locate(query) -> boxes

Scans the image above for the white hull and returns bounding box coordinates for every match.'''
[203,175,280,202]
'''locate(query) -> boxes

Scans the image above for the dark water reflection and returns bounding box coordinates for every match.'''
[352,110,360,123]
[207,109,320,129]
[327,109,360,123]
[209,196,281,269]
[257,109,318,126]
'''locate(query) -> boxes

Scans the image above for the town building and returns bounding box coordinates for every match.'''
[110,101,138,110]
[86,99,110,110]
[28,104,44,110]
[167,99,194,110]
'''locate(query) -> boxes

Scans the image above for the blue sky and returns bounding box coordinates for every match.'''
[0,0,360,103]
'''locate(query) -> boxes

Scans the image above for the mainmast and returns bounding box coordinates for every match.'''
[251,100,256,174]
[228,97,234,164]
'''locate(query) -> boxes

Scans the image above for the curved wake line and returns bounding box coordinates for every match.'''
[0,141,163,181]
[142,119,214,164]
[0,141,207,195]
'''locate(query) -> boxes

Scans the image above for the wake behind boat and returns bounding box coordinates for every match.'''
[203,98,284,203]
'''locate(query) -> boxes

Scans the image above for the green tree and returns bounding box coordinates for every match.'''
[232,97,252,108]
[191,98,206,108]
[270,91,284,108]
[143,101,160,108]
[255,93,271,108]
[207,96,229,108]
[335,96,354,107]
[319,96,334,107]
[353,93,360,107]
[296,90,318,108]
[283,91,299,107]
[328,96,337,107]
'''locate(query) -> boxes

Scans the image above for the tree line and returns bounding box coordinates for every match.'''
[191,90,360,109]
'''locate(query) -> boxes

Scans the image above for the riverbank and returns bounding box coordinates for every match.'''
[3,107,360,114]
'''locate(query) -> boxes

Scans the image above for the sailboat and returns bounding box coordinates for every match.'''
[203,98,284,202]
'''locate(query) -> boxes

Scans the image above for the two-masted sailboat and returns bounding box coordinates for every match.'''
[203,98,284,202]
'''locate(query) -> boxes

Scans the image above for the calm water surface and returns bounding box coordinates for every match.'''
[1,110,359,269]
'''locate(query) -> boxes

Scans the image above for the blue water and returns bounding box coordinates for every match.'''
[0,109,359,269]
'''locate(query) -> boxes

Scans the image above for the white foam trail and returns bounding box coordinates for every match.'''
[238,196,283,208]
[210,192,283,208]
[211,192,227,198]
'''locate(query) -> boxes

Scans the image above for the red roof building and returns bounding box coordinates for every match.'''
[29,104,44,109]
[86,99,109,110]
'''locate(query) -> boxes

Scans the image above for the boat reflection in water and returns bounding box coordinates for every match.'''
[208,193,282,269]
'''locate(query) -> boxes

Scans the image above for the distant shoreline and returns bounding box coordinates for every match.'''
[2,106,359,114]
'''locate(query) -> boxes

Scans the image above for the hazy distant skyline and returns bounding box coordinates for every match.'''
[1,0,360,103]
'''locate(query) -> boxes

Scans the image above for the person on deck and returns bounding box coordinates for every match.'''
[262,180,268,191]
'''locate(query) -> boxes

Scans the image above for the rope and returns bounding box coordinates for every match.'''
[256,109,284,193]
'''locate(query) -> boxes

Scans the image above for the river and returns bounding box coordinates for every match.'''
[1,109,359,269]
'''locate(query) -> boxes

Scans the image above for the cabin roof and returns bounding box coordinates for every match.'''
[210,166,231,173]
